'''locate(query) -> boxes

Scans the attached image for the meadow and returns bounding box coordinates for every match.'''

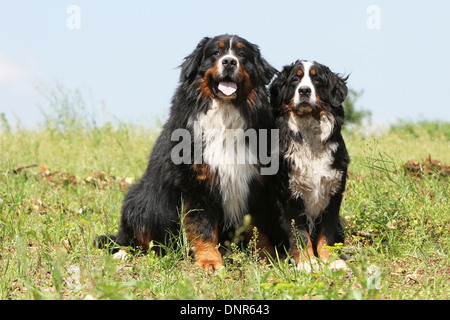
[0,102,448,300]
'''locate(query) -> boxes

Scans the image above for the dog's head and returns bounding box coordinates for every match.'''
[270,60,348,118]
[180,34,276,101]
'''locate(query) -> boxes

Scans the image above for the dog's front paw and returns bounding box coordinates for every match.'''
[194,246,224,273]
[195,258,224,273]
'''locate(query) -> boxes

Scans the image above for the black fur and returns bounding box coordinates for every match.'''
[269,60,350,264]
[95,35,279,267]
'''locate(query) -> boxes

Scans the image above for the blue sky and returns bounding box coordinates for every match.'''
[1,1,449,128]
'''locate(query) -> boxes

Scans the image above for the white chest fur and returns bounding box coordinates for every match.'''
[192,99,259,227]
[285,113,343,229]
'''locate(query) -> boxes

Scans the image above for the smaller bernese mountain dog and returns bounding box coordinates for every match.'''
[269,60,350,271]
[96,34,279,271]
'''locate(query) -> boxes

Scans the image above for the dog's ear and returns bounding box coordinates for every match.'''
[243,41,276,85]
[326,67,349,107]
[252,46,277,85]
[269,63,293,109]
[258,56,277,85]
[179,37,211,82]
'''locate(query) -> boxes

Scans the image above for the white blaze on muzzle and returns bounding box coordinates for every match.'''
[294,61,317,107]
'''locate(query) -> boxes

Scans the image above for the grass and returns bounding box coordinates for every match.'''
[0,101,449,299]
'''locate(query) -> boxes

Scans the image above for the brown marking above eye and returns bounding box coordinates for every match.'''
[236,42,243,48]
[218,42,225,48]
[296,70,303,76]
[311,69,316,75]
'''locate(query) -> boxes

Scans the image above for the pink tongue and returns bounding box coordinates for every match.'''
[218,81,237,96]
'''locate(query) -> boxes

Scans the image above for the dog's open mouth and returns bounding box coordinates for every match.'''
[217,81,238,96]
[212,77,238,98]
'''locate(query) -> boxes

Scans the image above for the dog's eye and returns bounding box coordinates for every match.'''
[314,77,320,82]
[292,77,300,82]
[213,51,220,56]
[238,52,245,58]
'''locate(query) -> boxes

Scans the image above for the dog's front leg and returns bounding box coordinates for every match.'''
[183,210,223,272]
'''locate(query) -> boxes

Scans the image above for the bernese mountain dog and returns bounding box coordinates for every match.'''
[269,60,350,271]
[96,34,278,271]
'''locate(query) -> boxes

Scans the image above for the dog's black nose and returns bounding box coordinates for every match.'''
[222,57,237,69]
[298,86,311,97]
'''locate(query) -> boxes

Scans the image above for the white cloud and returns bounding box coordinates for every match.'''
[0,51,39,93]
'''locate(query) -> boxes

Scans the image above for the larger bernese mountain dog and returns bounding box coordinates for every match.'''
[269,60,350,271]
[96,34,278,271]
